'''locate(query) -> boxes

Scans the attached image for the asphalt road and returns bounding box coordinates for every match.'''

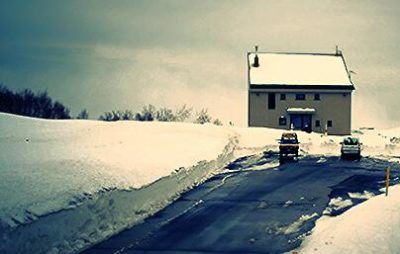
[83,153,400,254]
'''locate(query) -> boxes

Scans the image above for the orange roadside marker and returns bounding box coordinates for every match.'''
[386,166,391,197]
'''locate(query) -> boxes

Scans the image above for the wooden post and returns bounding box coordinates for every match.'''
[386,166,391,196]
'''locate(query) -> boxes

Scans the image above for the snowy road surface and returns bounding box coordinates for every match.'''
[82,154,399,254]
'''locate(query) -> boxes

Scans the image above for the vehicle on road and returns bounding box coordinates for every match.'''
[341,137,361,160]
[279,132,300,162]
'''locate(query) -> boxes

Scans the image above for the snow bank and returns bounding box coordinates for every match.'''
[322,197,353,215]
[0,113,234,224]
[0,113,237,253]
[354,127,400,162]
[0,112,399,253]
[234,125,400,160]
[277,213,319,235]
[297,185,400,253]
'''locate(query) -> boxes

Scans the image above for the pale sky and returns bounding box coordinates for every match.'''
[1,0,399,128]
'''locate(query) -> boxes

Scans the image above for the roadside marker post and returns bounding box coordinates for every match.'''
[385,166,391,197]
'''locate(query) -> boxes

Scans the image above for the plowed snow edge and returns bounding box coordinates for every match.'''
[0,136,238,254]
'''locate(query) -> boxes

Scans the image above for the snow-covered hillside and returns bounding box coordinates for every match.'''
[0,113,232,223]
[0,113,239,254]
[0,112,399,254]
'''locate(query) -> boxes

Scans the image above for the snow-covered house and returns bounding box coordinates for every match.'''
[247,47,355,135]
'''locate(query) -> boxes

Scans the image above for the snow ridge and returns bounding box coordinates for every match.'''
[0,136,238,254]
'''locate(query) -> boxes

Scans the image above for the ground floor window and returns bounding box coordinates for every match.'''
[279,116,287,126]
[327,120,333,127]
[315,120,320,127]
[295,94,306,100]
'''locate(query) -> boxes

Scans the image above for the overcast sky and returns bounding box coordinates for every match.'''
[1,0,399,128]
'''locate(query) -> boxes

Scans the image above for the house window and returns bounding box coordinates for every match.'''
[315,120,320,127]
[279,116,287,126]
[268,93,276,109]
[314,93,321,100]
[327,120,333,127]
[280,93,286,100]
[295,94,306,100]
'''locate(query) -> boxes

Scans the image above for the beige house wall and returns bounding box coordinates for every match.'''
[248,89,352,135]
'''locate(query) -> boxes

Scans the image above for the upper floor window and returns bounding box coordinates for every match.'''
[268,93,276,109]
[314,93,321,100]
[280,93,286,100]
[295,94,306,101]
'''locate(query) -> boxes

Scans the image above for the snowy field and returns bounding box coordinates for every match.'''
[0,112,399,253]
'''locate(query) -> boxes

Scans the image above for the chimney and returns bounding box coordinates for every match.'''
[253,45,260,67]
[335,45,342,56]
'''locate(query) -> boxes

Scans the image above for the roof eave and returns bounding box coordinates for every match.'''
[249,84,355,90]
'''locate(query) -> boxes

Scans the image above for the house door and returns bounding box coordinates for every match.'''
[290,114,312,132]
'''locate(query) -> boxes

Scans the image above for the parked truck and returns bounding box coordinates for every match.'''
[340,137,361,160]
[279,132,300,163]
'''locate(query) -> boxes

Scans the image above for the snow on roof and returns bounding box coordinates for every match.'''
[287,108,316,114]
[248,52,353,86]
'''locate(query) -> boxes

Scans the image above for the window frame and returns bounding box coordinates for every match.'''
[268,93,276,110]
[295,93,306,101]
[279,116,287,126]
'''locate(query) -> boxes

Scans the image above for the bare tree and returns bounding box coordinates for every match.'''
[175,104,192,122]
[140,104,156,121]
[0,85,71,119]
[195,109,212,124]
[213,118,223,126]
[156,107,176,122]
[77,109,89,119]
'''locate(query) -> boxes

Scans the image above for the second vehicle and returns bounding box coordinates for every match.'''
[341,137,362,160]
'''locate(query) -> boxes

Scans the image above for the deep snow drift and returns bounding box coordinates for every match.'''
[297,185,400,253]
[0,113,238,253]
[0,112,399,253]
